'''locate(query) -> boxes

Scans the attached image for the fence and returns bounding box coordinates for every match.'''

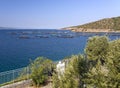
[0,67,30,85]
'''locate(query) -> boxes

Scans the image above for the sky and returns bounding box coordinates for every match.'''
[0,0,120,29]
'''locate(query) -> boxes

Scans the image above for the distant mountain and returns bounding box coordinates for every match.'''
[0,27,6,29]
[63,16,120,32]
[0,27,11,29]
[0,27,16,30]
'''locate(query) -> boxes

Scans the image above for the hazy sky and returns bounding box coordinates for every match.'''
[0,0,120,29]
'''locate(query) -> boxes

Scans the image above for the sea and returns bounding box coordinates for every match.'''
[0,29,120,72]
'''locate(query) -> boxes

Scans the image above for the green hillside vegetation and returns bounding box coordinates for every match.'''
[69,16,120,30]
[52,36,120,88]
[28,36,120,88]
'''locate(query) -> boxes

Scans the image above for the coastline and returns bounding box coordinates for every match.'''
[63,28,120,33]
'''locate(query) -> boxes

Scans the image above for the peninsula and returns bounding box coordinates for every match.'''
[63,16,120,32]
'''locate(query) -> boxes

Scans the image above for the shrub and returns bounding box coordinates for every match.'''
[30,57,54,87]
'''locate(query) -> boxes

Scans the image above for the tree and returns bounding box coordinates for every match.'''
[52,55,88,88]
[106,40,120,88]
[62,55,81,88]
[52,36,120,88]
[84,59,109,88]
[30,57,54,87]
[85,36,120,88]
[52,73,61,88]
[85,36,109,65]
[84,36,109,88]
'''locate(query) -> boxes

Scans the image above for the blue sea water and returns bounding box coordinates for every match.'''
[0,29,120,72]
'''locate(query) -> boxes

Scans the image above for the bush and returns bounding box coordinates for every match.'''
[52,55,88,88]
[30,57,54,87]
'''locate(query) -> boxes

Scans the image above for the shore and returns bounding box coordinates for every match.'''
[63,28,120,33]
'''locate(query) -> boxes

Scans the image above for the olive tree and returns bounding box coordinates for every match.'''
[106,39,120,88]
[30,57,54,87]
[85,36,109,65]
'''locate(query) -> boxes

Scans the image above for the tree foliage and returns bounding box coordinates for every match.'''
[106,40,120,88]
[30,57,54,87]
[85,36,109,62]
[53,36,120,88]
[52,55,88,88]
[84,36,120,88]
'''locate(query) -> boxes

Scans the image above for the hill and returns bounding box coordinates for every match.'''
[0,27,15,30]
[63,16,120,32]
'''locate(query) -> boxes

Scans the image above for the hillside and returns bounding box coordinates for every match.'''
[63,16,120,32]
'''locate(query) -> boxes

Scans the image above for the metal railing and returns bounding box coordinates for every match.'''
[0,67,30,85]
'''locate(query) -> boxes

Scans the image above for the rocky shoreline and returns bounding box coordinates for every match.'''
[63,28,120,33]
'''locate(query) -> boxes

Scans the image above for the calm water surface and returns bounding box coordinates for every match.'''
[0,29,120,72]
